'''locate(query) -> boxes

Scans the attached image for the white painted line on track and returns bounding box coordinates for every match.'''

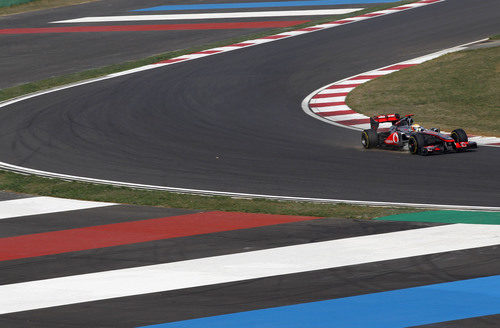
[52,9,363,23]
[0,161,498,211]
[0,197,115,220]
[1,223,499,314]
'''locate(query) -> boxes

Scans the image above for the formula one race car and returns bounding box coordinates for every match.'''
[361,113,477,155]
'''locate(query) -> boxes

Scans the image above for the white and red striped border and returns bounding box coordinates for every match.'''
[302,41,500,147]
[0,0,445,110]
[150,0,445,67]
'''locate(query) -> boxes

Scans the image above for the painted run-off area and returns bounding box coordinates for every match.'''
[377,210,500,225]
[141,275,500,328]
[2,223,499,315]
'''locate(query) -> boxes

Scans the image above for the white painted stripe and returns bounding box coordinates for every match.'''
[1,224,498,314]
[275,30,309,36]
[371,10,392,15]
[244,38,276,44]
[349,123,371,129]
[52,9,363,23]
[365,70,395,76]
[319,87,355,94]
[311,105,351,113]
[346,78,373,84]
[329,113,367,121]
[470,136,500,145]
[0,197,115,220]
[310,23,338,28]
[310,96,346,103]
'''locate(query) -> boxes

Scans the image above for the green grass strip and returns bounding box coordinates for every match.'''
[0,171,420,219]
[0,0,34,8]
[375,210,500,225]
[0,0,97,15]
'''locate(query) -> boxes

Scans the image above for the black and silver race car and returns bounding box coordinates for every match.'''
[361,113,477,155]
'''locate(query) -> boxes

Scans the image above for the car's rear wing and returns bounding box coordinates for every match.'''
[370,113,400,130]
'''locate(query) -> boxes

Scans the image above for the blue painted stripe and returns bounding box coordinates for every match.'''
[132,1,394,12]
[140,275,500,328]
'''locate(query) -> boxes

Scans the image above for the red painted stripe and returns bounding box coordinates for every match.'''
[326,83,360,89]
[156,58,187,64]
[380,64,417,70]
[331,19,354,24]
[418,0,440,3]
[336,118,370,125]
[488,142,500,146]
[309,101,345,107]
[0,212,320,261]
[260,34,289,39]
[318,110,356,117]
[312,92,349,98]
[350,75,382,80]
[0,21,309,35]
[193,50,222,55]
[230,42,254,47]
[391,6,411,10]
[357,13,384,17]
[296,27,322,31]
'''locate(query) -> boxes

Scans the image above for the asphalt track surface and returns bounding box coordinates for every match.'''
[0,0,499,207]
[0,0,373,88]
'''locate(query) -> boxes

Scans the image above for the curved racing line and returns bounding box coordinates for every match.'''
[1,0,498,211]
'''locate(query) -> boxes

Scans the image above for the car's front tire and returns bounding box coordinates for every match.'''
[451,128,468,142]
[451,128,468,152]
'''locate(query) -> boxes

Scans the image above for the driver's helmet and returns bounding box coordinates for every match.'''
[411,124,423,132]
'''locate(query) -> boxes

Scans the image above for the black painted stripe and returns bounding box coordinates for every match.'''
[0,218,442,284]
[1,246,497,328]
[0,191,34,201]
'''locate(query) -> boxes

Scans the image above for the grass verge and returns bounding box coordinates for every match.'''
[0,0,417,102]
[0,171,420,218]
[0,0,98,15]
[347,44,499,136]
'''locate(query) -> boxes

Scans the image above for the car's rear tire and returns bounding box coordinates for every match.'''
[408,134,426,155]
[361,129,378,149]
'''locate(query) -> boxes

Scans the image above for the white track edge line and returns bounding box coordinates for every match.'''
[0,161,498,211]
